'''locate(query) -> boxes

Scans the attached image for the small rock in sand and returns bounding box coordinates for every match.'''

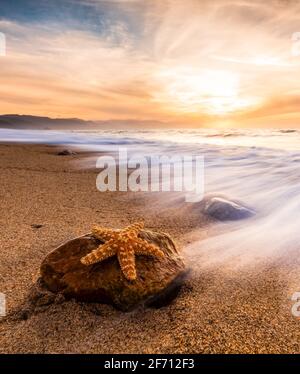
[40,230,187,311]
[57,149,77,156]
[204,197,255,221]
[31,224,43,229]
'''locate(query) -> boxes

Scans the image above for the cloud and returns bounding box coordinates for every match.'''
[1,0,300,126]
[0,18,161,118]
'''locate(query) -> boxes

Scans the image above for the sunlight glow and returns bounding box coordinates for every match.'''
[1,0,300,126]
[156,68,256,115]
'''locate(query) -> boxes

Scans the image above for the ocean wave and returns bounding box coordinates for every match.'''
[1,126,300,265]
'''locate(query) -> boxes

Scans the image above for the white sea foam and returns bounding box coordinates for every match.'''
[1,127,300,266]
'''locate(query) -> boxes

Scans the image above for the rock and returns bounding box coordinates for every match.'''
[204,197,255,221]
[57,149,76,156]
[40,230,187,311]
[19,309,30,321]
[31,224,43,229]
[13,280,58,320]
[34,293,56,307]
[27,280,56,307]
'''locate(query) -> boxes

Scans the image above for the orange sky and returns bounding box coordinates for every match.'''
[1,0,300,128]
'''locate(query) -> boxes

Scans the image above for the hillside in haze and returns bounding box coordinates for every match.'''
[0,115,168,130]
[0,115,96,130]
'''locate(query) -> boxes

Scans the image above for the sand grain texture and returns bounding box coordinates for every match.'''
[0,144,300,353]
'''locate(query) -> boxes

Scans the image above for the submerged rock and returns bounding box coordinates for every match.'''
[40,230,187,311]
[204,197,255,221]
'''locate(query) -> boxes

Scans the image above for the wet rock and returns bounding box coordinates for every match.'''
[40,230,187,311]
[57,149,76,156]
[204,197,255,221]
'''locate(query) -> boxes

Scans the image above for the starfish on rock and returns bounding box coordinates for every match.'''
[80,222,165,281]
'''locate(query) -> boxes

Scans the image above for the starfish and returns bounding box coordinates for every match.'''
[80,222,164,281]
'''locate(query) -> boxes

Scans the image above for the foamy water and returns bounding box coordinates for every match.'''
[1,127,300,266]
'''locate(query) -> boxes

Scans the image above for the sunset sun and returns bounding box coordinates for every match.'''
[156,68,255,115]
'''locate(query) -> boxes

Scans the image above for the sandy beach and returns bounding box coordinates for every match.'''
[0,143,299,354]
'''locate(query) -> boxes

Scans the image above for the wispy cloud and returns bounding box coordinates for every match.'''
[1,0,300,126]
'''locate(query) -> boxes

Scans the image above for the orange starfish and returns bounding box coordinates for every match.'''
[80,222,164,281]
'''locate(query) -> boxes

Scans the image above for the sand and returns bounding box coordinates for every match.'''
[0,143,300,353]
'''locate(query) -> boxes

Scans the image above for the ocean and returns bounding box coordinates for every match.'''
[1,127,300,266]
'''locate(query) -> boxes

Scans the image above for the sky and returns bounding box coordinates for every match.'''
[1,0,300,127]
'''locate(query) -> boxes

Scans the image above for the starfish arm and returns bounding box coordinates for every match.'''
[117,246,137,281]
[80,241,116,265]
[134,238,165,258]
[92,226,117,241]
[124,221,144,235]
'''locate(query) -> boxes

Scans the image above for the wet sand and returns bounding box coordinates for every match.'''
[0,143,300,353]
